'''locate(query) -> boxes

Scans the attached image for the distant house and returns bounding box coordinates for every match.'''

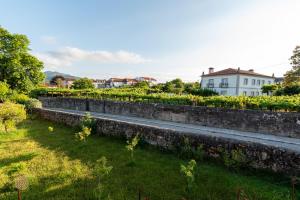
[92,79,106,88]
[135,77,157,85]
[106,78,138,88]
[201,68,275,96]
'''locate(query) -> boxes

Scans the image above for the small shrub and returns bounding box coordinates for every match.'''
[75,126,91,142]
[48,126,54,132]
[222,148,247,169]
[180,159,197,194]
[126,134,140,162]
[80,112,95,133]
[0,102,26,132]
[24,98,42,111]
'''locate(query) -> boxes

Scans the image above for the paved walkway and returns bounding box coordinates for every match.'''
[43,108,300,153]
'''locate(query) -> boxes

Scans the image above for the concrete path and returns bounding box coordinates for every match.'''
[42,107,300,153]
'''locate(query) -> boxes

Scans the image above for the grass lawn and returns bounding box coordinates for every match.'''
[0,118,298,200]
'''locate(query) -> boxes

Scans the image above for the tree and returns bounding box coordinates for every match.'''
[0,102,26,132]
[134,81,150,88]
[163,78,185,94]
[284,46,300,86]
[71,78,95,89]
[261,84,278,95]
[50,75,65,88]
[0,27,45,93]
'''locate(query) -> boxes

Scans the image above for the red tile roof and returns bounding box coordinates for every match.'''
[202,68,274,78]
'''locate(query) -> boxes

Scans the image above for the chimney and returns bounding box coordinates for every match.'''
[248,69,254,72]
[208,67,214,74]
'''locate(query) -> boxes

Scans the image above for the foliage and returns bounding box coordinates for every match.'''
[188,88,218,96]
[163,78,185,94]
[0,102,26,132]
[222,149,248,169]
[48,126,54,132]
[93,156,113,200]
[8,92,30,104]
[261,84,278,94]
[24,98,42,111]
[134,81,150,88]
[0,81,9,102]
[80,112,95,133]
[0,119,295,200]
[126,134,140,162]
[0,27,44,93]
[283,46,300,86]
[274,84,300,96]
[30,87,300,111]
[180,159,197,194]
[71,78,95,89]
[75,126,91,142]
[50,75,66,88]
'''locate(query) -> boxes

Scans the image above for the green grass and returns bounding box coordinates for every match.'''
[0,118,298,200]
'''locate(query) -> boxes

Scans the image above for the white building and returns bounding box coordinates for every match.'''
[135,77,157,85]
[201,68,275,96]
[92,79,106,88]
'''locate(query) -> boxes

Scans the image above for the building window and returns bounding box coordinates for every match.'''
[220,78,228,87]
[256,91,259,96]
[262,80,265,85]
[252,79,256,85]
[251,91,255,96]
[207,79,214,88]
[257,80,260,85]
[244,78,248,85]
[268,81,271,84]
[220,90,227,95]
[243,91,247,96]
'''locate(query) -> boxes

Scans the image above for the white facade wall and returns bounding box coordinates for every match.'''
[201,74,275,96]
[238,75,275,96]
[201,75,237,96]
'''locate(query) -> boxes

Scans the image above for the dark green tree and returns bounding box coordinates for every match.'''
[284,46,300,86]
[0,27,44,93]
[163,78,185,94]
[71,78,95,89]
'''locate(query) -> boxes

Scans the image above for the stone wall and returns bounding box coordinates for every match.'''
[34,108,300,175]
[39,97,300,138]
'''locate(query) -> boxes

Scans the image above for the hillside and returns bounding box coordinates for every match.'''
[44,71,80,82]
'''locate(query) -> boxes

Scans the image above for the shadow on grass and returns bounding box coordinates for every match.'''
[0,153,38,169]
[7,119,298,200]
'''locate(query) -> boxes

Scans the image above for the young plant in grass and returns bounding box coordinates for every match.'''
[180,159,197,196]
[126,134,140,164]
[75,112,94,142]
[75,126,91,142]
[93,156,113,200]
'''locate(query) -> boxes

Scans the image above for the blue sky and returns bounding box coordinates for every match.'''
[1,0,300,82]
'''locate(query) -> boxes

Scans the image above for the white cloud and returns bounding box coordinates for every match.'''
[35,47,150,69]
[40,36,58,45]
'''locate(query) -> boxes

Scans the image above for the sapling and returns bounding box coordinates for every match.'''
[93,156,113,199]
[126,134,140,162]
[75,126,91,142]
[180,159,197,194]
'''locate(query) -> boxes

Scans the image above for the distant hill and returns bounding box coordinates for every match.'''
[44,71,80,82]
